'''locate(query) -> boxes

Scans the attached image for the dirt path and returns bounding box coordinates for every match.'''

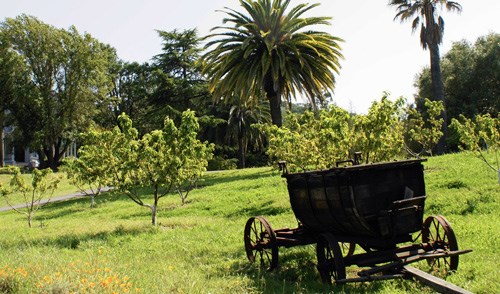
[0,187,113,212]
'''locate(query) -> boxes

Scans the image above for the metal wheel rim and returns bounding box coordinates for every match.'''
[422,215,459,272]
[244,216,278,271]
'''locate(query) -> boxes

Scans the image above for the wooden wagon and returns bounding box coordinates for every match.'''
[244,158,472,293]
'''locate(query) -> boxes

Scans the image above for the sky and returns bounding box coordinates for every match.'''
[1,0,499,113]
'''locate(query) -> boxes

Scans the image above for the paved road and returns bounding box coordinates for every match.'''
[0,187,113,212]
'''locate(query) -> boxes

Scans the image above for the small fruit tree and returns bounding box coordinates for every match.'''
[62,129,114,207]
[404,98,444,157]
[0,167,61,227]
[451,113,500,184]
[73,110,213,225]
[257,96,407,172]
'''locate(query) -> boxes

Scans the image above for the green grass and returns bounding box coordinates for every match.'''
[0,153,498,293]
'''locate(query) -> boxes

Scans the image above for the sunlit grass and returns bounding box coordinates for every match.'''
[0,153,497,293]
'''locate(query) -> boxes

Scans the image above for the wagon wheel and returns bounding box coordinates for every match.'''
[244,216,278,271]
[421,215,459,273]
[340,242,355,257]
[316,234,346,284]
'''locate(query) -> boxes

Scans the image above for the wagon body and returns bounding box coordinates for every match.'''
[244,158,472,291]
[283,159,426,240]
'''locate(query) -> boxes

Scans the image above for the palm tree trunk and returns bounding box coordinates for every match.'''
[429,42,448,154]
[264,76,283,127]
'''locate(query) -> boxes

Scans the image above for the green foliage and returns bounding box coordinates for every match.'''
[355,95,406,163]
[389,0,462,50]
[258,95,408,172]
[416,33,500,122]
[201,0,343,126]
[0,15,117,169]
[450,113,500,183]
[405,98,444,156]
[61,129,115,207]
[74,110,214,225]
[0,167,60,227]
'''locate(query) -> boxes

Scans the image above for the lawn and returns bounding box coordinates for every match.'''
[0,152,498,293]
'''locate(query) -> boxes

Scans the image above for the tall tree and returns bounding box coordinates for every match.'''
[201,0,343,127]
[416,33,500,121]
[0,15,117,169]
[100,61,157,135]
[151,29,209,114]
[389,0,462,153]
[226,94,270,168]
[0,41,24,166]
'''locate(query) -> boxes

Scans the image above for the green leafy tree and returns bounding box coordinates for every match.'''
[415,33,500,122]
[0,15,117,169]
[0,41,25,166]
[259,95,408,172]
[0,166,60,227]
[61,129,114,207]
[201,0,343,127]
[405,98,444,156]
[389,0,462,154]
[257,105,355,172]
[99,61,157,135]
[227,95,270,168]
[102,111,213,225]
[151,29,209,121]
[354,95,406,163]
[451,114,500,183]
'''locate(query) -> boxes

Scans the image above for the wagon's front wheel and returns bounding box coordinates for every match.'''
[244,216,278,271]
[422,215,459,273]
[316,233,346,284]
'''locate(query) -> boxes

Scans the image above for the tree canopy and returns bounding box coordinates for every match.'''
[389,0,462,154]
[415,33,500,121]
[201,0,343,127]
[0,15,117,169]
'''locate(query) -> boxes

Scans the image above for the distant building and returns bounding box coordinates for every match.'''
[2,126,77,167]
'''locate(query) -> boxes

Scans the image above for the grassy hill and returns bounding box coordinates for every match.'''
[0,152,498,293]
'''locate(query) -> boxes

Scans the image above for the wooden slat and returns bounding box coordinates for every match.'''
[403,266,473,294]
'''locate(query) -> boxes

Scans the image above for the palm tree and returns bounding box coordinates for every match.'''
[227,94,270,168]
[389,0,462,153]
[201,0,343,127]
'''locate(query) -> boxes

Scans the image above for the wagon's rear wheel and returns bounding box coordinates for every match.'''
[244,216,278,271]
[316,233,346,284]
[422,215,459,273]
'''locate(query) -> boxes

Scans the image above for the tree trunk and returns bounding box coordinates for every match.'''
[429,42,447,154]
[264,73,283,127]
[151,188,159,226]
[237,131,245,169]
[0,127,3,168]
[268,93,282,127]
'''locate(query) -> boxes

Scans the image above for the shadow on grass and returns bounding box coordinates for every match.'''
[19,225,148,250]
[226,200,290,218]
[201,169,279,188]
[227,249,396,293]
